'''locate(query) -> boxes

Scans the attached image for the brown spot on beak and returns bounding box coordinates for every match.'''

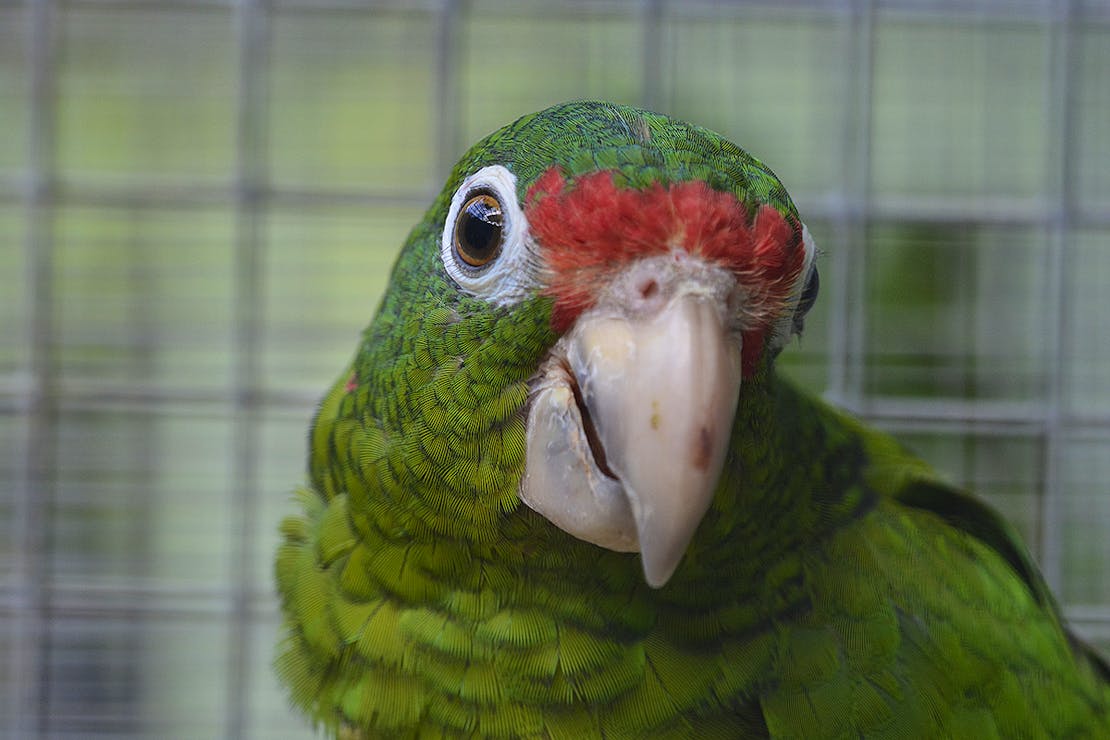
[692,426,713,471]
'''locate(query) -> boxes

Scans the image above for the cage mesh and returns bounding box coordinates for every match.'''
[2,1,1108,737]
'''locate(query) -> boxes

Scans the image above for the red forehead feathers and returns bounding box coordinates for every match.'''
[524,168,805,375]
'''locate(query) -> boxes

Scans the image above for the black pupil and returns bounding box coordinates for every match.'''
[792,267,819,335]
[457,195,503,266]
[798,267,819,314]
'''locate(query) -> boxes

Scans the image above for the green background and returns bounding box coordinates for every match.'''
[1,1,1108,737]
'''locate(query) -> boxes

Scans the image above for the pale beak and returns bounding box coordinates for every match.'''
[523,256,742,587]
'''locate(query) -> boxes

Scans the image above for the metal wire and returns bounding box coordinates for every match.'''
[3,0,1109,736]
[10,2,59,735]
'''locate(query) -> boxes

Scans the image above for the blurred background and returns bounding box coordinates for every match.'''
[1,0,1108,737]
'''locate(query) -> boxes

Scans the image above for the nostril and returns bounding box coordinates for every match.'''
[638,279,659,301]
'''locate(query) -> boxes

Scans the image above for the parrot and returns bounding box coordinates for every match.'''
[275,100,1110,738]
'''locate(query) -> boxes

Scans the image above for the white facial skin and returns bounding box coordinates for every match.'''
[440,165,542,305]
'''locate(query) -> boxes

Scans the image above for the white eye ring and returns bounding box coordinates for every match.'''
[440,164,540,305]
[768,222,819,350]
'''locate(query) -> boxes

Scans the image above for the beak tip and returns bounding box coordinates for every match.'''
[642,563,676,590]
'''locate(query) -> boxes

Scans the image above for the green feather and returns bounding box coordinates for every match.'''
[275,101,1110,737]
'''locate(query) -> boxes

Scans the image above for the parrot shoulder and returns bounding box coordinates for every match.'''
[822,397,1050,612]
[893,477,1050,607]
[808,390,1110,690]
[891,474,1110,684]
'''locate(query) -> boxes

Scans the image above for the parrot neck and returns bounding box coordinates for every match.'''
[670,365,877,593]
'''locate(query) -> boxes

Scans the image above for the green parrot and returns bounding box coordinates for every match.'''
[275,101,1110,737]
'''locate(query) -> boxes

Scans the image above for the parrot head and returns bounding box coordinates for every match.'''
[327,101,819,589]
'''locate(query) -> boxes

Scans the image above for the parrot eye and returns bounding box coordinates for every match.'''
[797,266,819,316]
[768,222,820,353]
[787,224,820,338]
[440,164,539,305]
[453,192,504,268]
[792,266,819,335]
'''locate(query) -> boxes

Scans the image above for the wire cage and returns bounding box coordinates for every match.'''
[1,0,1108,737]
